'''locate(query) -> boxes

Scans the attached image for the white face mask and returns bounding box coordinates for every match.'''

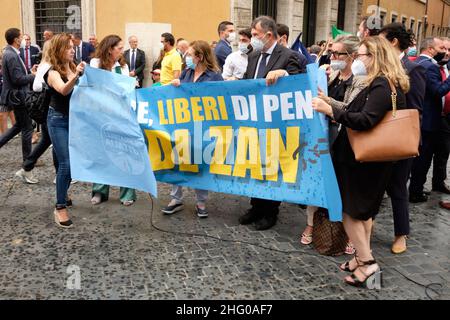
[227,32,236,43]
[238,42,250,54]
[251,34,268,52]
[330,60,347,71]
[159,42,164,51]
[351,59,368,76]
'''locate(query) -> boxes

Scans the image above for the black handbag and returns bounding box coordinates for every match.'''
[25,85,50,124]
[7,89,25,108]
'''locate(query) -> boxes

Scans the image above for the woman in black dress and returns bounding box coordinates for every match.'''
[312,36,410,289]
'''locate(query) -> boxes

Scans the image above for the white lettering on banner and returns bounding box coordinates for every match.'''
[295,91,314,119]
[263,95,279,122]
[132,100,153,126]
[231,96,250,121]
[280,92,295,120]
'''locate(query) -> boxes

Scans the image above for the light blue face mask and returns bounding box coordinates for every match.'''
[186,56,196,70]
[407,47,417,57]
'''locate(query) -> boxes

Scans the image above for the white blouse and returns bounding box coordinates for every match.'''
[90,58,130,75]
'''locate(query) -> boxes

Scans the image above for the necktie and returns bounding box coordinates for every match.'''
[131,49,136,71]
[440,67,450,115]
[76,46,81,63]
[25,47,30,70]
[256,53,270,78]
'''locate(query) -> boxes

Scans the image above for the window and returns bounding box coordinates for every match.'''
[380,12,386,25]
[337,0,346,31]
[402,16,407,27]
[417,21,422,43]
[252,0,278,20]
[391,13,397,23]
[35,0,82,48]
[410,19,415,32]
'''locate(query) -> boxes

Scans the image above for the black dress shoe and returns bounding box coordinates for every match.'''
[255,215,277,231]
[239,208,263,225]
[409,193,428,203]
[432,184,450,195]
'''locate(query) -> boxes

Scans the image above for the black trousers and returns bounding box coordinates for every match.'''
[23,121,58,172]
[386,158,413,236]
[250,198,281,218]
[0,106,33,161]
[409,120,450,194]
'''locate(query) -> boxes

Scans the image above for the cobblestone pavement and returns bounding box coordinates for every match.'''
[0,138,449,300]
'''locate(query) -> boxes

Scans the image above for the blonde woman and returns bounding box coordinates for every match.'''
[312,36,410,289]
[301,36,366,256]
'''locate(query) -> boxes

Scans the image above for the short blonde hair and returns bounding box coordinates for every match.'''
[333,35,360,54]
[360,36,410,93]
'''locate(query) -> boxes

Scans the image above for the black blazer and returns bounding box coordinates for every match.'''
[19,45,40,71]
[0,46,34,107]
[401,54,426,114]
[243,43,304,79]
[124,48,146,82]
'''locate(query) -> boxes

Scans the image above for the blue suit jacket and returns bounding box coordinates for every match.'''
[19,45,40,72]
[214,39,232,70]
[415,55,450,131]
[77,41,95,63]
[401,55,426,114]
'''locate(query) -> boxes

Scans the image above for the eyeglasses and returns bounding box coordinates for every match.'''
[330,51,349,58]
[355,53,371,59]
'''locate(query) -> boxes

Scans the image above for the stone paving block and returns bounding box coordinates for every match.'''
[0,137,449,300]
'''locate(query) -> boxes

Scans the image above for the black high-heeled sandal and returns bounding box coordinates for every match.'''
[344,260,382,290]
[340,254,359,272]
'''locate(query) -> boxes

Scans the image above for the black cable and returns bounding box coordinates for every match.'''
[147,194,444,300]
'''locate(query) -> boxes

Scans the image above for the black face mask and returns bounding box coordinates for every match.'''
[434,51,446,63]
[438,59,449,66]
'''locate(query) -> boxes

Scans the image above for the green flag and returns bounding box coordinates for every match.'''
[332,25,352,39]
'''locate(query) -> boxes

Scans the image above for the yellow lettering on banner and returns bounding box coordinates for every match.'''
[191,97,204,122]
[233,127,263,180]
[217,96,229,120]
[174,98,191,124]
[158,101,169,125]
[144,130,174,171]
[209,126,233,176]
[202,97,220,121]
[174,130,199,173]
[266,127,300,183]
[167,100,175,124]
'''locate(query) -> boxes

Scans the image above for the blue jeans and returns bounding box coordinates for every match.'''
[47,107,71,208]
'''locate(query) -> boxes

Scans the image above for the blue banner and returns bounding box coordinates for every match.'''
[136,64,342,221]
[69,66,157,196]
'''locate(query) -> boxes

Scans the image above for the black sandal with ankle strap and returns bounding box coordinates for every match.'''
[345,260,382,289]
[340,254,359,273]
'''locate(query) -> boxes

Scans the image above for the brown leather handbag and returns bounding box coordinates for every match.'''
[347,80,420,162]
[312,208,348,256]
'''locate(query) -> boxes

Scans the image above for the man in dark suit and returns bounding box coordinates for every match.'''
[239,16,303,231]
[276,23,308,73]
[19,34,40,73]
[0,28,36,176]
[124,36,146,88]
[409,37,450,203]
[71,33,95,64]
[380,23,427,254]
[215,21,235,70]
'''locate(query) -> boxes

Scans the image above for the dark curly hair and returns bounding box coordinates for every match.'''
[379,22,414,51]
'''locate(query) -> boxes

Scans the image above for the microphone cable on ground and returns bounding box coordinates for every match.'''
[147,194,444,300]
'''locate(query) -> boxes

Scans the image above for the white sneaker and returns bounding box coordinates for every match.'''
[15,169,39,184]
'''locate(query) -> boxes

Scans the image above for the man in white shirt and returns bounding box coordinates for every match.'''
[222,28,252,80]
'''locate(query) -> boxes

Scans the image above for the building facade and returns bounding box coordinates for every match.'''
[361,0,450,45]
